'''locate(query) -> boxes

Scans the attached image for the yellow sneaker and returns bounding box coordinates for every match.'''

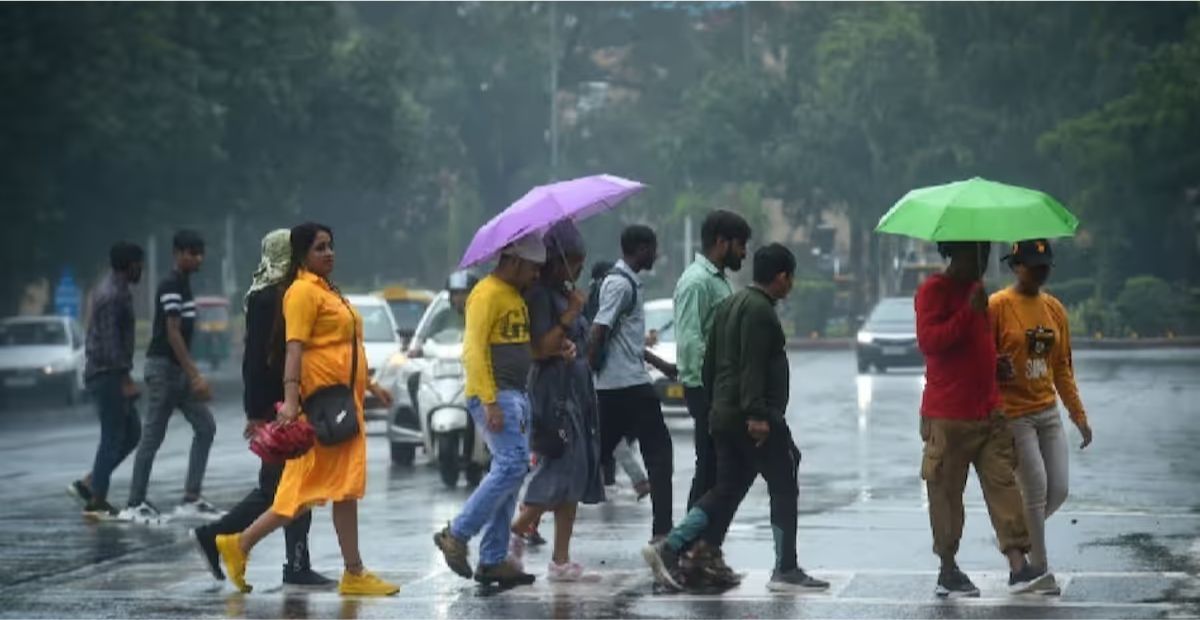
[339,570,400,596]
[215,534,252,593]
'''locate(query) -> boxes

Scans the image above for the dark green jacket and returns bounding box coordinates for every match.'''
[702,287,789,434]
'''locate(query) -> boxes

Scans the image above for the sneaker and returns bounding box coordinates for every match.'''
[507,533,527,572]
[641,540,683,591]
[1009,562,1052,594]
[522,529,548,547]
[433,524,473,579]
[119,502,165,525]
[1032,572,1061,596]
[82,499,120,521]
[633,480,652,502]
[338,570,399,596]
[175,497,225,521]
[547,561,600,583]
[215,533,252,593]
[935,566,980,599]
[684,542,741,589]
[474,562,536,587]
[284,565,336,588]
[67,480,94,507]
[767,567,830,593]
[190,527,225,580]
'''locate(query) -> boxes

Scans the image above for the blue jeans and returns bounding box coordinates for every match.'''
[450,390,530,566]
[87,372,142,501]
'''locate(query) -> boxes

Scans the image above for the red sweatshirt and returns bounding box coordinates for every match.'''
[915,274,1001,420]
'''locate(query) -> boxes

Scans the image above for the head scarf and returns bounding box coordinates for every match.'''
[244,228,292,310]
[544,219,586,260]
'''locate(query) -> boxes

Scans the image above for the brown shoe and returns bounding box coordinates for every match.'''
[433,524,472,579]
[684,541,741,588]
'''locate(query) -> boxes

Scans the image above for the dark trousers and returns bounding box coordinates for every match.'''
[684,386,716,510]
[695,421,801,571]
[597,384,674,536]
[200,460,314,570]
[87,373,142,501]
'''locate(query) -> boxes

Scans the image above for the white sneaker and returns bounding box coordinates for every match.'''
[174,497,225,521]
[119,501,166,525]
[547,561,599,583]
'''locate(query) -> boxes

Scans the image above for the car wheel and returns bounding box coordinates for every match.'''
[857,358,870,374]
[390,442,416,466]
[465,463,485,488]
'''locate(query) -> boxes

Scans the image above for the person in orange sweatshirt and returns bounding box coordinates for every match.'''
[990,239,1095,595]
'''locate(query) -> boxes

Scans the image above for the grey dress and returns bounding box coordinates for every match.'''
[522,282,606,506]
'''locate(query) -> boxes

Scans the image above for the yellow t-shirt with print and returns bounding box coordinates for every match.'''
[463,274,532,404]
[989,287,1087,424]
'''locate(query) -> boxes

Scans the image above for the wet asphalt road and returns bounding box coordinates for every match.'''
[1,349,1198,619]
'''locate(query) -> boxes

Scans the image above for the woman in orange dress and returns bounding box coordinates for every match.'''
[215,222,399,596]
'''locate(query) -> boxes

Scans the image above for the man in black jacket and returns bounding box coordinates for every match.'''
[190,229,332,587]
[643,244,829,594]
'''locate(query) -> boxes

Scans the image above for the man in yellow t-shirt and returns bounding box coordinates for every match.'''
[990,238,1094,594]
[434,233,544,588]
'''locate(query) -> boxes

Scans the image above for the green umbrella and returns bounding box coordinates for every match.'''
[875,177,1079,242]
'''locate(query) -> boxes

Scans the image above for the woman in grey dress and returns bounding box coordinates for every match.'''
[509,220,605,582]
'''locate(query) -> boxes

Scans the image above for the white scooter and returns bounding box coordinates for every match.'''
[399,293,491,488]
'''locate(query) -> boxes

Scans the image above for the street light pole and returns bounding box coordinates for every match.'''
[549,0,559,181]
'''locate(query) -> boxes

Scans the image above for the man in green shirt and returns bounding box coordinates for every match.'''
[673,210,750,510]
[644,244,829,594]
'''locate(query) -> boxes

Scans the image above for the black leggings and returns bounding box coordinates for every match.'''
[597,384,674,537]
[202,460,314,570]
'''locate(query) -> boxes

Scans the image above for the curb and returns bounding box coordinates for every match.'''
[786,337,1200,351]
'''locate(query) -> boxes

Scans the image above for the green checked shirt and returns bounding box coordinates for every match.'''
[673,253,733,388]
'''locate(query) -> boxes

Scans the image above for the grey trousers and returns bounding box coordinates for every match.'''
[1009,407,1070,570]
[126,357,216,506]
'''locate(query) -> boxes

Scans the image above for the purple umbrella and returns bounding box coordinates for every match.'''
[458,174,646,269]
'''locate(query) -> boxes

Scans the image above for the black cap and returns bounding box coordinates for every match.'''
[1004,239,1054,266]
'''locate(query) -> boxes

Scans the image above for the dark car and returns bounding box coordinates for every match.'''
[856,297,923,373]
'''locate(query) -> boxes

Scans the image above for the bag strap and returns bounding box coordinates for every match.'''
[332,293,359,389]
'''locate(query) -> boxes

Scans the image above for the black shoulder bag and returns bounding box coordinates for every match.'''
[303,295,361,445]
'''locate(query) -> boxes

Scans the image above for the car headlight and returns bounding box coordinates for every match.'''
[856,331,875,345]
[43,358,74,375]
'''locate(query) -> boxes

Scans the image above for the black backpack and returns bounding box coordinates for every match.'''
[591,269,639,372]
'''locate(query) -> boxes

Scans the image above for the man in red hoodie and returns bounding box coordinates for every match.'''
[916,241,1049,598]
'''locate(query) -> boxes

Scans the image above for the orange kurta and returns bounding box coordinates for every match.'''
[272,269,368,518]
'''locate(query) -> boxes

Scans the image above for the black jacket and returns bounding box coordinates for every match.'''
[242,285,285,422]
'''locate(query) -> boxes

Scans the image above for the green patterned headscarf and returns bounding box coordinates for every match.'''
[244,228,292,310]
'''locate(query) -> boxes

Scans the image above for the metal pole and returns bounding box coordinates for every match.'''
[683,215,694,270]
[549,1,559,180]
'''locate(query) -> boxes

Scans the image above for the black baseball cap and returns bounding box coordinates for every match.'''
[1004,239,1054,267]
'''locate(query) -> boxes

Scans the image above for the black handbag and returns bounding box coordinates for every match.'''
[303,295,361,445]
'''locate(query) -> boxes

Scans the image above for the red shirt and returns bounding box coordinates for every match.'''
[915,274,1001,420]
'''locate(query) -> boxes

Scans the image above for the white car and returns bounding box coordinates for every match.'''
[644,298,688,416]
[0,315,86,405]
[346,295,405,422]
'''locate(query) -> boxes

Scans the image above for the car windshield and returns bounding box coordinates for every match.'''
[0,321,67,346]
[423,299,465,345]
[868,300,914,325]
[645,307,675,343]
[355,304,396,343]
[387,299,428,333]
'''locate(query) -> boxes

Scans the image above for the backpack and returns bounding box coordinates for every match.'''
[592,268,639,373]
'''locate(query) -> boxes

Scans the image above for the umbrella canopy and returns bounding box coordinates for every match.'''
[875,177,1079,242]
[458,174,645,269]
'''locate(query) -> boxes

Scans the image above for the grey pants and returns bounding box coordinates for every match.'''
[127,357,216,506]
[1009,407,1070,570]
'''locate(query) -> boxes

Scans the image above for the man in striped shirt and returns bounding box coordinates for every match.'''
[121,230,222,524]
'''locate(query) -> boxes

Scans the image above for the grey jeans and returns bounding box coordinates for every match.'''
[1009,406,1070,570]
[127,357,216,506]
